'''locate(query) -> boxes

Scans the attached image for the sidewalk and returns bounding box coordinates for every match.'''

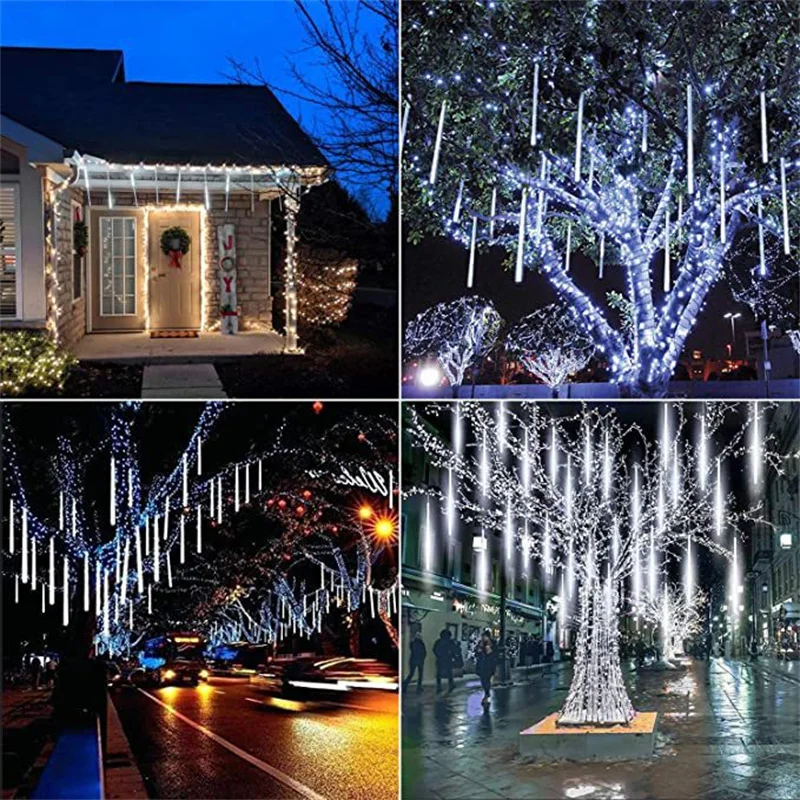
[745,656,800,684]
[404,661,569,693]
[105,696,148,799]
[401,658,799,800]
[2,689,55,798]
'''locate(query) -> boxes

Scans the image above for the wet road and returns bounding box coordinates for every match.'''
[402,658,800,799]
[113,679,398,800]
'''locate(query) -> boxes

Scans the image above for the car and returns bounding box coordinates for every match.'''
[250,656,398,700]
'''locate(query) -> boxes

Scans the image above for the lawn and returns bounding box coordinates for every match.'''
[215,327,397,398]
[8,305,397,399]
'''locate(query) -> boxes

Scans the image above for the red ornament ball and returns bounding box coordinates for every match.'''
[296,505,306,517]
[278,499,287,510]
[312,401,324,415]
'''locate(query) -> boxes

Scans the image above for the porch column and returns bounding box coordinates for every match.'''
[283,191,301,353]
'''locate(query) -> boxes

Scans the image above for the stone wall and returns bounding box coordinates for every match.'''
[208,196,273,332]
[51,183,87,348]
[86,191,274,332]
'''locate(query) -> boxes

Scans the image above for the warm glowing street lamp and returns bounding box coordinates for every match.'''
[373,516,396,541]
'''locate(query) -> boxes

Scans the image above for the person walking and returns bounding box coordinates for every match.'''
[476,631,498,708]
[433,629,456,693]
[404,631,427,692]
[28,655,42,690]
[44,657,57,689]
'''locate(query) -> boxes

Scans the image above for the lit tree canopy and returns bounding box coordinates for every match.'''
[640,582,707,663]
[405,401,784,725]
[505,303,595,388]
[404,295,503,386]
[3,402,398,656]
[403,1,799,396]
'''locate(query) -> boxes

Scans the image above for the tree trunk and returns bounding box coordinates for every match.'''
[558,571,635,727]
[619,347,672,398]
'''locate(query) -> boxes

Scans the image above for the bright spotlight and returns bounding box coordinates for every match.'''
[418,364,442,387]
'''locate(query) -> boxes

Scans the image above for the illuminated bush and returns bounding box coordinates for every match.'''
[296,245,358,327]
[0,331,77,396]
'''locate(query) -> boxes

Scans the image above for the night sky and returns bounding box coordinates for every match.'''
[0,0,389,216]
[402,235,755,363]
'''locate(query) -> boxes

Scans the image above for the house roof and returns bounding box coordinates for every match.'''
[0,46,327,169]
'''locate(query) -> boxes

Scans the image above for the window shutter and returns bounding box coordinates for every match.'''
[0,185,19,317]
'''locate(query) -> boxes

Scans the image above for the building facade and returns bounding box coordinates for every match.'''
[749,403,800,654]
[401,413,557,683]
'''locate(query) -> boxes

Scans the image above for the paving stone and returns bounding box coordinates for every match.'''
[401,659,800,799]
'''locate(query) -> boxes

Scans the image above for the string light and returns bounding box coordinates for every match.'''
[405,401,780,726]
[401,3,797,398]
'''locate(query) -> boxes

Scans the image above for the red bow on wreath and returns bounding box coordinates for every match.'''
[168,250,183,268]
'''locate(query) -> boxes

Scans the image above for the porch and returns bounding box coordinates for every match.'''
[72,330,285,364]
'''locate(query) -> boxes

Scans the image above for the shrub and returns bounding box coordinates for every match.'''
[0,331,77,396]
[296,244,358,327]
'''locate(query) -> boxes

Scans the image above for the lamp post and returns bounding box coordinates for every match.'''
[723,312,742,357]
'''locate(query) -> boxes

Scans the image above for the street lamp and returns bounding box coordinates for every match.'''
[418,362,442,388]
[724,312,742,356]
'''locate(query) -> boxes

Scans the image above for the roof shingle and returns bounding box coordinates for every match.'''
[0,46,327,168]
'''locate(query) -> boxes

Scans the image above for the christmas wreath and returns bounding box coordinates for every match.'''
[73,220,88,257]
[160,226,192,268]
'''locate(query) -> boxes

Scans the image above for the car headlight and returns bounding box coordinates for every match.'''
[164,669,176,680]
[199,669,209,679]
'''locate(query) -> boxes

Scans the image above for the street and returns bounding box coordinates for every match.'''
[402,659,800,799]
[113,679,398,800]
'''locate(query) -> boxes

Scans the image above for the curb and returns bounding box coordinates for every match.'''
[104,698,148,799]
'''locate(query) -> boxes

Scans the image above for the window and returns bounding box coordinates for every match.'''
[72,202,84,301]
[100,217,136,315]
[0,185,20,317]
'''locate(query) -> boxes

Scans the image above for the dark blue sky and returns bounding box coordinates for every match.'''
[1,0,387,215]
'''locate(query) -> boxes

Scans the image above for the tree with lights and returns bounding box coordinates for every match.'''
[405,401,782,726]
[3,403,398,658]
[639,582,707,665]
[403,1,798,396]
[404,295,503,388]
[505,304,595,391]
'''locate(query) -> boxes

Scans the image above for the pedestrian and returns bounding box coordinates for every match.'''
[544,639,554,663]
[432,629,456,693]
[749,637,759,662]
[28,655,43,689]
[404,631,427,692]
[532,635,542,666]
[52,643,108,755]
[634,637,645,669]
[45,657,57,688]
[476,631,497,708]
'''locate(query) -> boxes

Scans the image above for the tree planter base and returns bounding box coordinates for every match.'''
[519,711,658,761]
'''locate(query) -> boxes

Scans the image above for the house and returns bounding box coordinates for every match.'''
[0,46,329,353]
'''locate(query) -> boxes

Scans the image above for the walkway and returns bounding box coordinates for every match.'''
[401,658,800,799]
[141,364,226,398]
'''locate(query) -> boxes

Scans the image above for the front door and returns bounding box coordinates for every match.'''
[148,211,201,330]
[90,209,146,331]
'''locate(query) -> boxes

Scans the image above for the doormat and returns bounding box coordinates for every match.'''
[150,330,199,339]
